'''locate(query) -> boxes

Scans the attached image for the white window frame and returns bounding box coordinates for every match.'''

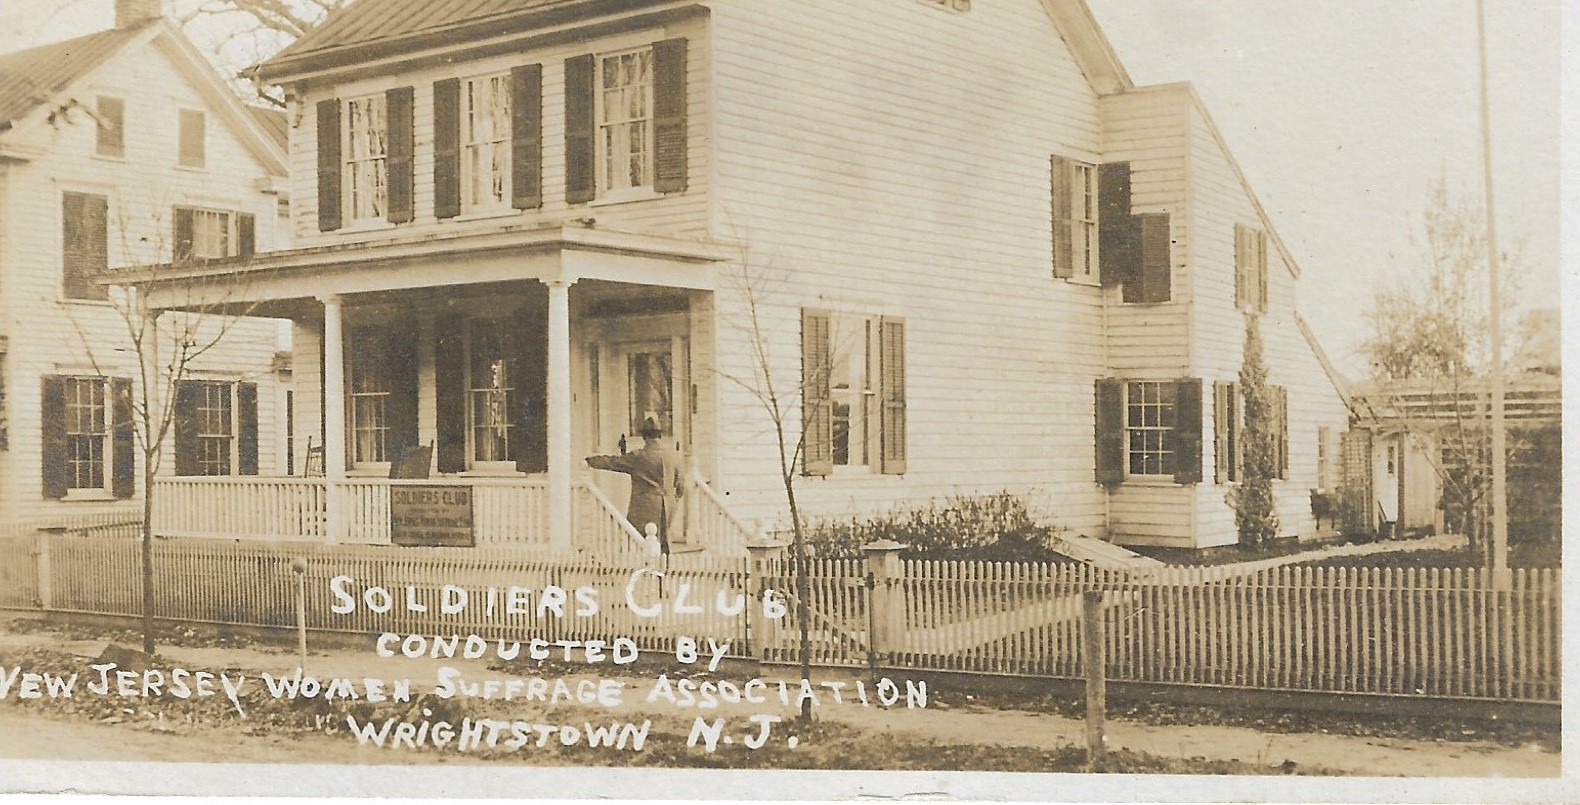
[596,47,655,200]
[182,207,238,260]
[63,377,112,497]
[343,94,389,223]
[829,314,879,474]
[464,317,517,472]
[192,381,237,476]
[1126,380,1177,478]
[461,73,512,213]
[1073,162,1100,284]
[348,328,392,468]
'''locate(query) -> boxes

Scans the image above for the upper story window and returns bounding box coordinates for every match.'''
[599,49,654,194]
[345,94,389,222]
[1235,224,1269,313]
[1051,157,1100,284]
[61,191,109,301]
[178,109,206,168]
[95,96,124,157]
[462,74,512,211]
[173,206,255,262]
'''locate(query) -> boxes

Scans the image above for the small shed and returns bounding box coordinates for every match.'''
[1341,422,1442,537]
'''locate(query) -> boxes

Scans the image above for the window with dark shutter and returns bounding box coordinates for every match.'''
[110,377,134,498]
[564,54,597,205]
[178,109,206,168]
[434,312,467,473]
[316,99,342,231]
[878,316,907,475]
[433,78,462,219]
[237,212,256,257]
[173,380,203,476]
[96,96,124,157]
[1171,378,1203,484]
[511,64,544,210]
[172,206,195,262]
[1275,385,1290,479]
[1235,224,1269,313]
[1097,162,1133,288]
[40,376,68,499]
[1214,381,1240,484]
[384,325,421,464]
[237,382,259,476]
[62,192,109,301]
[1094,378,1125,485]
[1124,213,1171,303]
[1050,155,1074,279]
[652,38,688,194]
[386,86,415,224]
[801,309,833,476]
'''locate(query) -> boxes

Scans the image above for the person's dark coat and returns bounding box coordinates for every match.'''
[586,440,686,550]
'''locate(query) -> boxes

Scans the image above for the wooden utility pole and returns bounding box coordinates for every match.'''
[1475,0,1511,590]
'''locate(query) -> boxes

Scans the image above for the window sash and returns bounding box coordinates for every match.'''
[598,50,654,192]
[65,378,107,489]
[345,95,389,221]
[1126,381,1177,476]
[190,209,234,259]
[1074,163,1098,279]
[830,319,875,468]
[195,383,233,476]
[467,321,515,464]
[462,75,512,210]
[349,330,394,464]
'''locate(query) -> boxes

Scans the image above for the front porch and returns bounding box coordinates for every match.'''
[129,223,752,555]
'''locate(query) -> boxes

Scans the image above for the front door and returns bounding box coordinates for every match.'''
[588,337,690,524]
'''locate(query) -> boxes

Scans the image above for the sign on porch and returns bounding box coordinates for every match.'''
[390,485,475,547]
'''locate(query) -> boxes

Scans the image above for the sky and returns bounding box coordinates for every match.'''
[1,0,1567,379]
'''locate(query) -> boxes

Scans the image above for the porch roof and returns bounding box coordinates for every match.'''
[109,223,738,315]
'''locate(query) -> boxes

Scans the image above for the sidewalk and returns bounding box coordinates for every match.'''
[0,627,1556,778]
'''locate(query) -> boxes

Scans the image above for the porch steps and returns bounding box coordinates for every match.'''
[1051,533,1165,571]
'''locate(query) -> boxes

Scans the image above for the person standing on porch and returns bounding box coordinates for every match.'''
[585,419,686,553]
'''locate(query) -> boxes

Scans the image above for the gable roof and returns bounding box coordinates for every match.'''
[279,0,557,60]
[0,20,158,131]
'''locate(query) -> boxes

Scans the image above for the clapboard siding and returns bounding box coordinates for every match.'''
[697,0,1108,532]
[1184,98,1351,546]
[289,14,711,248]
[0,38,287,525]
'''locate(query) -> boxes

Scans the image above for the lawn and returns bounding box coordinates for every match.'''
[1296,540,1559,570]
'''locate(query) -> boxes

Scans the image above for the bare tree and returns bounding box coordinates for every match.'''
[63,206,265,656]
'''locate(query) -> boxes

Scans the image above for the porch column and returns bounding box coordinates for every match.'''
[320,294,347,543]
[547,279,575,552]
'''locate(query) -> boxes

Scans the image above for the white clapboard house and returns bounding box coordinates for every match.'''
[119,0,1351,553]
[0,0,291,526]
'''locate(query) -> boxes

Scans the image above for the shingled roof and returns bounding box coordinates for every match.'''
[272,0,560,64]
[0,20,157,130]
[245,105,289,152]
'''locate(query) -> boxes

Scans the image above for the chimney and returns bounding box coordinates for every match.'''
[114,0,162,27]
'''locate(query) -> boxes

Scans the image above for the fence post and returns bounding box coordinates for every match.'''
[862,540,906,673]
[746,541,789,661]
[36,527,65,611]
[1083,589,1106,769]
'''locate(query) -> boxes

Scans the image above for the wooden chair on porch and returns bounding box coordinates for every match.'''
[302,437,325,477]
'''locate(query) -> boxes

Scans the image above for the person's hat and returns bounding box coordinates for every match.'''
[640,418,664,439]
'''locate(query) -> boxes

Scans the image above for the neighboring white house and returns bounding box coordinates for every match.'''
[125,0,1351,551]
[0,0,291,526]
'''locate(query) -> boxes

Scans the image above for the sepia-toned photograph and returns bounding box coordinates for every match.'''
[0,0,1567,799]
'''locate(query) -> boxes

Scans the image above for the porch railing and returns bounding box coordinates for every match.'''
[577,480,652,557]
[682,472,755,557]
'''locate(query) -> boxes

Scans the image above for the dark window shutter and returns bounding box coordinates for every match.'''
[111,377,135,497]
[384,324,420,461]
[513,303,549,474]
[1258,229,1269,313]
[434,312,467,473]
[800,309,833,476]
[433,78,462,219]
[878,316,907,475]
[1214,381,1237,484]
[237,211,256,257]
[1050,155,1074,279]
[1125,213,1171,303]
[237,382,259,476]
[172,206,195,262]
[40,376,68,499]
[386,86,415,224]
[63,193,109,301]
[564,54,597,205]
[652,38,689,194]
[511,64,544,210]
[316,99,342,231]
[1276,386,1290,479]
[96,96,125,156]
[1097,162,1133,288]
[1234,224,1248,309]
[1171,377,1203,485]
[173,381,202,476]
[1094,378,1125,485]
